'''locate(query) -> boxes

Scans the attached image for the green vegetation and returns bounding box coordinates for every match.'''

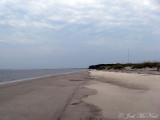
[157,65,160,71]
[107,66,112,70]
[97,64,124,70]
[97,66,106,70]
[113,65,125,70]
[131,62,159,69]
[90,62,160,71]
[106,64,124,70]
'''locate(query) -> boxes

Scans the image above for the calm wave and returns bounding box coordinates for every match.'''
[0,69,86,84]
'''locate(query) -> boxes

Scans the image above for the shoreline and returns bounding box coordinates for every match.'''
[0,69,87,86]
[0,70,104,120]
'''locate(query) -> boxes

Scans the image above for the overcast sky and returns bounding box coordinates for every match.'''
[0,0,160,69]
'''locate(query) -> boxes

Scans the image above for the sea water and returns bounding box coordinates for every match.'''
[0,68,86,84]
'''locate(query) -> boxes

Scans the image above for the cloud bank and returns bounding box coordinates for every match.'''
[0,0,160,68]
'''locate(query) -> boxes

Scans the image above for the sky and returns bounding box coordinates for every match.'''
[0,0,160,69]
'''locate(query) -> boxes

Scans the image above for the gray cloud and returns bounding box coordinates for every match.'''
[0,0,160,68]
[0,0,159,28]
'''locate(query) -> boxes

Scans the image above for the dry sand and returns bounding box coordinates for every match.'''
[84,70,160,120]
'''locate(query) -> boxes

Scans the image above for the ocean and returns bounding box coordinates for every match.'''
[0,68,86,84]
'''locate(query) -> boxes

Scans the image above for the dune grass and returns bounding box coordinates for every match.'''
[90,62,160,71]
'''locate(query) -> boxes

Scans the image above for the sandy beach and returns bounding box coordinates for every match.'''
[0,71,100,120]
[0,70,160,120]
[84,70,160,120]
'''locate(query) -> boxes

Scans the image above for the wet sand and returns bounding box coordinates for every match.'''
[84,70,160,120]
[0,71,102,120]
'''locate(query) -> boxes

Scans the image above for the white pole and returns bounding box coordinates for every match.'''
[128,48,130,63]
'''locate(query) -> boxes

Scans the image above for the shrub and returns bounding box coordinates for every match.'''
[97,66,106,70]
[107,66,113,70]
[106,65,125,70]
[131,64,144,69]
[131,62,159,69]
[143,62,156,68]
[112,65,124,70]
[89,62,160,70]
[157,65,160,71]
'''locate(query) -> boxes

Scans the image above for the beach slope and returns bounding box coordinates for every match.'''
[0,71,100,120]
[84,70,160,120]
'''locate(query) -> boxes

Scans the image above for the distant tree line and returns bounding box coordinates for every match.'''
[88,64,115,69]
